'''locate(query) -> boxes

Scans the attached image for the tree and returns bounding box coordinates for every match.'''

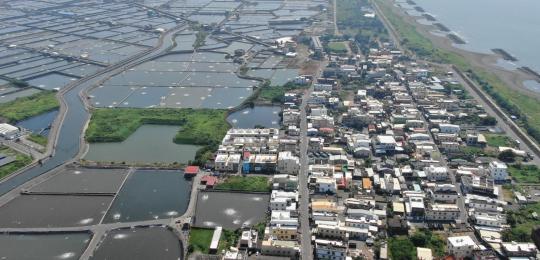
[389,237,415,260]
[498,149,516,162]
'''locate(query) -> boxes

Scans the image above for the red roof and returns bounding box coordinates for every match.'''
[184,166,200,175]
[201,175,217,186]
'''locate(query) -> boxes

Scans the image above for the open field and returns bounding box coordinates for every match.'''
[0,146,32,179]
[485,134,514,147]
[505,202,540,242]
[27,134,47,146]
[215,176,271,192]
[508,164,540,183]
[327,42,348,53]
[189,227,214,254]
[257,82,307,104]
[0,91,59,123]
[375,0,540,145]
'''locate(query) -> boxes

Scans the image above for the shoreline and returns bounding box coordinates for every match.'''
[390,0,540,99]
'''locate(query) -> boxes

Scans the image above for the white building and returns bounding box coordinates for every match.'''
[439,123,460,134]
[261,238,300,257]
[431,184,458,203]
[277,151,300,175]
[501,242,538,258]
[447,236,477,259]
[316,177,337,194]
[282,109,301,126]
[373,135,396,153]
[214,153,241,172]
[315,239,347,260]
[488,161,508,182]
[425,165,448,181]
[425,203,460,221]
[471,211,506,227]
[0,123,19,139]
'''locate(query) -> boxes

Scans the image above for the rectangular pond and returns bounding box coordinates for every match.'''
[227,106,281,128]
[84,125,202,164]
[0,232,91,260]
[90,227,182,260]
[28,167,129,194]
[194,191,269,229]
[102,169,192,223]
[0,195,113,228]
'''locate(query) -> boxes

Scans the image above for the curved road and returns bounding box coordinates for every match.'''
[0,25,190,259]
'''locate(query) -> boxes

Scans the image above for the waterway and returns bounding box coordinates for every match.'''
[102,169,191,223]
[227,106,281,128]
[0,26,181,196]
[16,109,59,136]
[0,232,91,260]
[84,125,201,164]
[406,0,540,74]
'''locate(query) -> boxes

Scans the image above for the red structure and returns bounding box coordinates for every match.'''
[184,166,200,177]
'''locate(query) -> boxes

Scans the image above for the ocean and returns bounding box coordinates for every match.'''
[404,0,540,73]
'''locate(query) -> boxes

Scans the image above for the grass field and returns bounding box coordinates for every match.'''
[0,146,32,179]
[189,228,214,253]
[257,82,306,103]
[505,202,540,242]
[376,0,540,144]
[327,42,348,53]
[27,134,47,147]
[215,176,271,192]
[485,134,514,147]
[0,91,59,123]
[86,108,229,145]
[508,164,540,183]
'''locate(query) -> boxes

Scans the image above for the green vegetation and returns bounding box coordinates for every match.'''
[257,82,306,103]
[0,146,32,179]
[215,176,271,192]
[376,0,540,145]
[389,236,416,260]
[189,228,214,254]
[194,30,208,48]
[188,227,241,254]
[0,91,59,123]
[327,42,348,54]
[508,164,540,183]
[389,230,445,259]
[504,202,540,242]
[485,134,513,147]
[336,0,388,53]
[220,229,240,251]
[85,108,230,164]
[27,134,48,147]
[409,230,445,257]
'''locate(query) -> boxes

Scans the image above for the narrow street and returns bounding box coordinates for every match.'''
[298,60,326,260]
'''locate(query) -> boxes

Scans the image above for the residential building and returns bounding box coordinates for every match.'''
[425,203,460,221]
[447,236,477,259]
[488,161,508,182]
[277,151,300,175]
[315,239,347,260]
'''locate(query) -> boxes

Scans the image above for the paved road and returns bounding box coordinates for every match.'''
[373,0,540,164]
[0,24,190,259]
[298,61,326,260]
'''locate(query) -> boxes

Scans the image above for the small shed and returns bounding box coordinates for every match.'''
[184,166,200,177]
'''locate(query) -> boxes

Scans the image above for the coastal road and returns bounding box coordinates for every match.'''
[372,0,540,163]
